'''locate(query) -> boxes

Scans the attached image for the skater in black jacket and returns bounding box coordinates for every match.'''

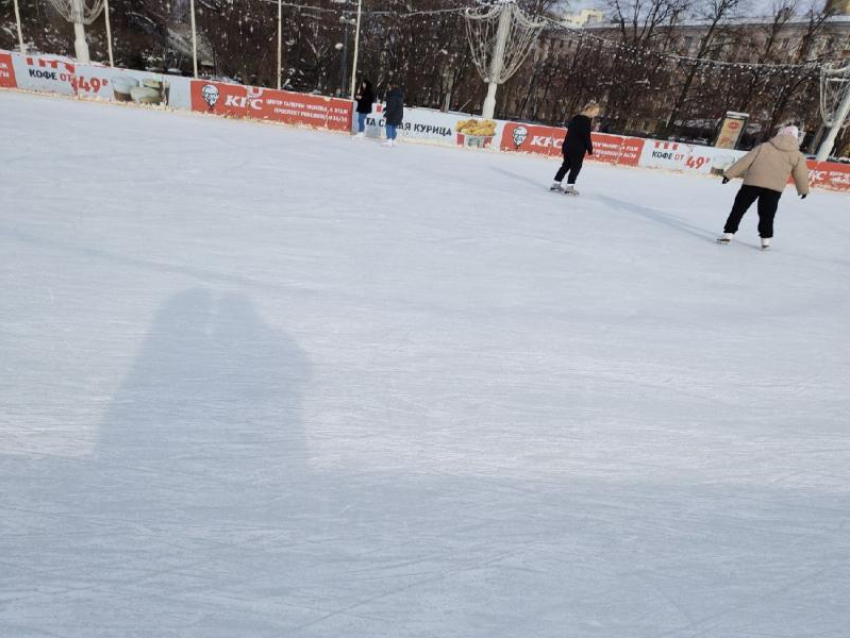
[353,79,375,139]
[550,101,600,195]
[382,82,404,147]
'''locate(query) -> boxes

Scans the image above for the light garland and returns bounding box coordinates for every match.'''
[542,18,823,73]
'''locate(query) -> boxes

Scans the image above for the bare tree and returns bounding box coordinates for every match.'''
[662,0,742,136]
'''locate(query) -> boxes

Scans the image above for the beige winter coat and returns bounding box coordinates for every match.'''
[724,134,810,195]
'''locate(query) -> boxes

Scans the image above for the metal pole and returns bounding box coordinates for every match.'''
[104,0,114,67]
[348,0,363,100]
[817,80,850,162]
[13,0,26,53]
[277,0,283,89]
[482,2,513,120]
[190,0,199,78]
[339,7,350,97]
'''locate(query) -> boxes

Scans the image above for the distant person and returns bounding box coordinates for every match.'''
[353,79,375,139]
[550,101,600,195]
[383,82,404,148]
[717,125,810,250]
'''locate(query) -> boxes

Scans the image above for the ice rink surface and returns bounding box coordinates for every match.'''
[1,90,849,637]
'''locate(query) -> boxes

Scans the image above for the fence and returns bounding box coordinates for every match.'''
[2,49,849,192]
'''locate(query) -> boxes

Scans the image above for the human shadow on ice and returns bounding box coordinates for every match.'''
[96,288,311,515]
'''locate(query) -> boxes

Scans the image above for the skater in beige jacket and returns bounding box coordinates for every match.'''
[717,125,810,249]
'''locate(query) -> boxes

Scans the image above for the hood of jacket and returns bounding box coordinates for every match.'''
[768,134,801,153]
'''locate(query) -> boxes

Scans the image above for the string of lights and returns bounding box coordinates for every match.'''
[541,17,822,72]
[254,0,469,19]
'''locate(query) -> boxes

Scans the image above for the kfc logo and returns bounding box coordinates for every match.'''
[530,135,557,148]
[512,125,528,148]
[201,84,220,109]
[224,95,265,111]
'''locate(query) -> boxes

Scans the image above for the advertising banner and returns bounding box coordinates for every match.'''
[72,64,192,109]
[640,140,743,175]
[500,122,645,166]
[360,105,502,149]
[500,122,562,157]
[11,53,76,95]
[807,160,850,191]
[590,133,645,167]
[0,51,16,88]
[258,88,351,131]
[714,111,748,149]
[191,80,351,131]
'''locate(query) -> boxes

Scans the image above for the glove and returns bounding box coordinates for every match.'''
[800,193,807,199]
[721,176,730,184]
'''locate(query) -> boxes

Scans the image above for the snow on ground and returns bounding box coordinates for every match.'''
[1,90,849,638]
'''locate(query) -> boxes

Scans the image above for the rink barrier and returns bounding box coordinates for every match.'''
[190,80,352,132]
[2,49,848,192]
[0,50,351,133]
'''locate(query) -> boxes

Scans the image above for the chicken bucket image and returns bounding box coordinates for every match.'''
[456,119,497,148]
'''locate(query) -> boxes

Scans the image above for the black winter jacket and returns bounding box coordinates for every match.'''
[384,88,404,126]
[562,114,594,157]
[355,82,375,114]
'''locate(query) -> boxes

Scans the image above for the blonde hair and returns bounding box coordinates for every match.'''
[582,101,601,115]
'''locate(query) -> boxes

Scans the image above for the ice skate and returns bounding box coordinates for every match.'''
[761,238,771,250]
[716,232,734,244]
[549,182,564,192]
[563,184,580,196]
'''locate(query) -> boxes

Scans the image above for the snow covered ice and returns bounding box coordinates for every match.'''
[1,90,849,637]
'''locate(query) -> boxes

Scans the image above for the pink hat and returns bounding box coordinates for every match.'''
[779,125,800,138]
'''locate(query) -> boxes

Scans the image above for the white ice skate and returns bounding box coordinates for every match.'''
[761,238,771,250]
[549,182,564,193]
[563,184,579,196]
[382,139,396,148]
[352,132,365,140]
[716,232,734,245]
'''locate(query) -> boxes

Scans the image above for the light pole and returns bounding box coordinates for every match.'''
[13,0,25,53]
[277,0,283,89]
[190,0,198,78]
[338,4,353,97]
[348,0,363,100]
[104,0,114,66]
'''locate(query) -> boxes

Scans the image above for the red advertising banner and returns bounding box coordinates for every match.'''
[500,122,563,157]
[591,133,645,167]
[191,81,351,131]
[807,160,850,192]
[0,52,16,88]
[500,122,645,166]
[260,88,352,131]
[191,80,249,118]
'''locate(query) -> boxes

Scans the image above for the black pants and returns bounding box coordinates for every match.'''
[723,185,782,238]
[554,153,584,185]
